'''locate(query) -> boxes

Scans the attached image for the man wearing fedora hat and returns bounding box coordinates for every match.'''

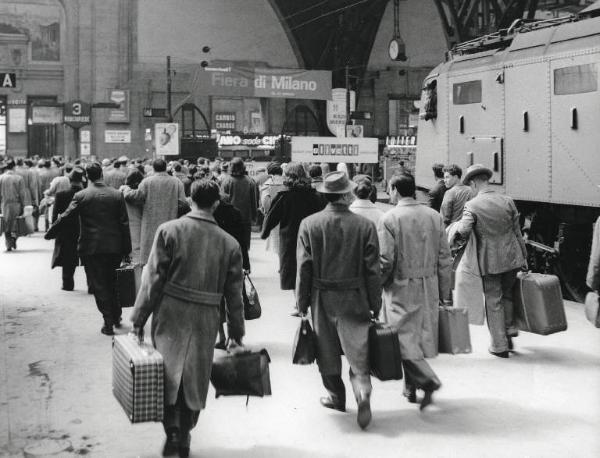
[296,171,382,430]
[457,164,527,358]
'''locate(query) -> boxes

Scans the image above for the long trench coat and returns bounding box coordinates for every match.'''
[0,171,26,233]
[296,202,382,376]
[130,210,245,411]
[123,172,185,264]
[50,185,82,269]
[378,198,452,360]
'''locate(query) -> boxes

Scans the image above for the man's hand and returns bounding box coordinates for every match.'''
[243,268,251,275]
[133,326,144,345]
[227,338,246,354]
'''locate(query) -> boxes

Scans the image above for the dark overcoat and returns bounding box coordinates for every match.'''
[50,184,82,268]
[130,211,245,411]
[261,182,323,290]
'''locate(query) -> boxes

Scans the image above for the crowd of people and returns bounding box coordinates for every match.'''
[1,152,594,457]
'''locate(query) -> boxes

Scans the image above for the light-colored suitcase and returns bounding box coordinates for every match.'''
[513,272,567,335]
[112,334,164,423]
[438,306,472,354]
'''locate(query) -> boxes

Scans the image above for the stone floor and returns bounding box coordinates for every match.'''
[1,231,599,457]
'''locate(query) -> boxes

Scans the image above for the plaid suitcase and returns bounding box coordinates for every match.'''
[112,334,164,423]
[115,264,142,308]
[369,321,403,381]
[513,272,567,335]
[438,306,472,354]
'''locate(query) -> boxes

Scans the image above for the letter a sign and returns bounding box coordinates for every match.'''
[1,73,16,88]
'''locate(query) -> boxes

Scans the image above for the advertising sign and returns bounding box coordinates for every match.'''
[155,123,179,156]
[198,65,332,100]
[80,143,91,156]
[104,130,131,143]
[32,106,63,124]
[64,100,91,128]
[107,89,130,123]
[327,89,355,138]
[214,112,236,131]
[8,107,26,133]
[346,124,363,138]
[217,133,279,149]
[291,136,378,164]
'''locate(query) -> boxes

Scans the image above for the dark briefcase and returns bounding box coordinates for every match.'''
[115,264,142,308]
[211,348,272,399]
[292,318,317,365]
[369,321,403,381]
[438,306,472,354]
[513,272,567,335]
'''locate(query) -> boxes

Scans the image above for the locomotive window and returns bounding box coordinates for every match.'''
[554,64,597,95]
[453,80,482,105]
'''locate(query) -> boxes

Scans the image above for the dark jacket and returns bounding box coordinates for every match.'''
[221,174,257,224]
[261,181,324,290]
[428,179,447,212]
[214,201,250,271]
[50,184,82,268]
[47,181,131,256]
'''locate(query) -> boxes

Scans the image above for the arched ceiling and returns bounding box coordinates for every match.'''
[269,0,542,84]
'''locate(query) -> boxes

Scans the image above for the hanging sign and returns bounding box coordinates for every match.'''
[64,100,91,128]
[291,136,378,163]
[327,88,355,138]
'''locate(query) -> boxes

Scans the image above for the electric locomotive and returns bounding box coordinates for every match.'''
[415,4,600,301]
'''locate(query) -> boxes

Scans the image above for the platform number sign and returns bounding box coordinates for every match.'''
[64,100,91,128]
[0,73,16,88]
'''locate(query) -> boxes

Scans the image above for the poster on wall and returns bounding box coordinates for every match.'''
[8,107,26,133]
[155,123,179,156]
[0,2,61,63]
[327,89,355,138]
[107,89,130,123]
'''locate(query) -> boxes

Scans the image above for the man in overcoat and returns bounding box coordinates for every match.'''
[122,158,186,265]
[16,158,39,213]
[48,168,85,291]
[378,173,452,409]
[0,159,27,251]
[457,164,527,358]
[46,163,131,335]
[131,180,245,457]
[296,171,381,430]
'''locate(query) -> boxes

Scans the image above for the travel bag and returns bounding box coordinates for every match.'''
[584,292,600,328]
[211,348,272,399]
[368,321,403,381]
[513,272,567,335]
[243,273,261,320]
[292,318,317,365]
[438,306,472,354]
[112,334,164,423]
[115,263,142,308]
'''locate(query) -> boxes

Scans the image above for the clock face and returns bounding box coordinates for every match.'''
[389,39,399,60]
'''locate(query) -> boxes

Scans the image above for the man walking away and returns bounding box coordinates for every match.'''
[15,158,39,216]
[0,159,27,251]
[378,174,452,409]
[131,180,244,458]
[428,163,447,212]
[123,158,186,265]
[46,163,131,335]
[296,171,382,430]
[457,164,528,357]
[441,164,473,228]
[104,158,127,189]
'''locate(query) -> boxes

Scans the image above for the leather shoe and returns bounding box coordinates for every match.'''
[290,310,302,317]
[215,341,227,350]
[319,396,346,412]
[507,336,514,351]
[403,387,417,404]
[356,394,372,430]
[161,430,180,457]
[100,324,114,336]
[489,349,509,358]
[420,390,434,411]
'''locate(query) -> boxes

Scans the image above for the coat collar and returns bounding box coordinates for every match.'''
[350,198,377,209]
[324,201,350,212]
[395,197,420,207]
[185,209,218,225]
[90,180,106,187]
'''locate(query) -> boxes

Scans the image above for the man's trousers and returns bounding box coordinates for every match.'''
[482,269,519,353]
[82,254,122,325]
[163,386,200,448]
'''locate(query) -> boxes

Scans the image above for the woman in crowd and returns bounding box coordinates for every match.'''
[349,175,384,226]
[121,169,144,264]
[261,162,324,314]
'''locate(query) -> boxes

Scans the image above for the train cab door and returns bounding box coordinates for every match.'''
[448,66,505,188]
[549,54,600,206]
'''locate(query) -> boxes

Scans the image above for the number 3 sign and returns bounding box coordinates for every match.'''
[64,100,91,128]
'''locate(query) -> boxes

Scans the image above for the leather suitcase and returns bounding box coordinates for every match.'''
[211,348,272,398]
[369,321,403,381]
[115,264,142,308]
[112,334,164,423]
[439,306,472,354]
[585,292,600,328]
[513,272,567,335]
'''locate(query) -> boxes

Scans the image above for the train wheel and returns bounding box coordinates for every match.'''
[553,222,592,303]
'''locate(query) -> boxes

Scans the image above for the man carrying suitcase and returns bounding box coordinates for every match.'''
[296,171,382,430]
[457,164,528,358]
[378,173,452,410]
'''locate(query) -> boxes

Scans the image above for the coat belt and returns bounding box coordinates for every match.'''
[163,281,222,306]
[398,266,437,280]
[312,276,361,290]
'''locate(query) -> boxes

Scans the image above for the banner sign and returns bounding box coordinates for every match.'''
[107,89,130,123]
[291,136,378,163]
[217,133,279,149]
[155,123,179,156]
[198,66,331,100]
[32,106,63,124]
[104,130,131,143]
[327,88,355,138]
